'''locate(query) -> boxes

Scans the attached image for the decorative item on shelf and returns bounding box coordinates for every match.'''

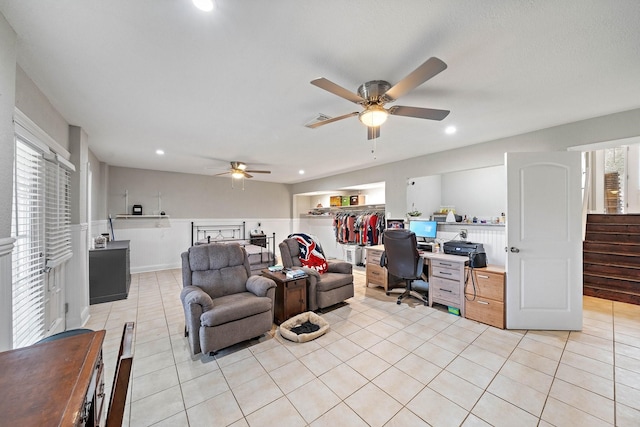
[132,204,142,215]
[407,210,422,217]
[446,211,456,223]
[329,196,342,207]
[94,235,106,249]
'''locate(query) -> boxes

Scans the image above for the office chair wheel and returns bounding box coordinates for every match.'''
[396,300,401,305]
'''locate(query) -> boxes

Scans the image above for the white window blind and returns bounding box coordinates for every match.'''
[45,156,73,268]
[11,138,46,348]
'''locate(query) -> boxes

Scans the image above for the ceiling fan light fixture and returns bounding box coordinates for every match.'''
[359,105,388,127]
[231,171,244,179]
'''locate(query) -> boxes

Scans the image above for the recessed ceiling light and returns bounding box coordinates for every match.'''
[445,126,457,135]
[156,149,165,155]
[299,170,305,175]
[192,0,214,12]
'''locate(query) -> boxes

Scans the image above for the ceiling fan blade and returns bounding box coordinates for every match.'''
[389,105,450,121]
[307,111,359,129]
[311,78,365,104]
[245,170,271,174]
[243,172,253,179]
[367,126,380,140]
[213,171,231,176]
[383,57,447,102]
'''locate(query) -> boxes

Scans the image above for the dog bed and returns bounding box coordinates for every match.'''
[279,311,329,343]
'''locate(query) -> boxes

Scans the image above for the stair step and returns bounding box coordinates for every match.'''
[583,263,640,280]
[583,241,640,255]
[586,223,640,233]
[583,286,640,305]
[583,273,640,293]
[587,214,640,225]
[583,251,640,267]
[584,232,640,244]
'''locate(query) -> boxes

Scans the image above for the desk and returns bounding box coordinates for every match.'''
[421,252,468,317]
[366,245,467,314]
[0,330,106,426]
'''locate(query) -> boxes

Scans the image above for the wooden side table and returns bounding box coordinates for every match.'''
[261,269,308,324]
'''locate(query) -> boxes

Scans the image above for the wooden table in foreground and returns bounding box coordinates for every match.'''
[0,330,106,426]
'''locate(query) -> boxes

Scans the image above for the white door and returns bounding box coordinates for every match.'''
[506,151,583,330]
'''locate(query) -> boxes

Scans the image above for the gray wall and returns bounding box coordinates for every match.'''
[0,14,16,236]
[89,149,107,222]
[107,166,292,219]
[291,108,640,216]
[15,65,69,152]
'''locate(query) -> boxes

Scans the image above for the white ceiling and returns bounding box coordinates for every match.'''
[1,1,639,184]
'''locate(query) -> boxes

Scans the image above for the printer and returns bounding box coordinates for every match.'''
[443,241,487,267]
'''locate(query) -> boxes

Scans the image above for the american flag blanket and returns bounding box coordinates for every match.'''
[288,233,328,274]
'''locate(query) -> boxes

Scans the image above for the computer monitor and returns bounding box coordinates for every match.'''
[409,220,437,240]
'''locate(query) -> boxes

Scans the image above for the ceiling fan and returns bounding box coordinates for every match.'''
[213,161,271,179]
[308,57,450,139]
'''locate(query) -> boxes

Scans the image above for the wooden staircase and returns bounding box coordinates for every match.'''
[583,214,640,304]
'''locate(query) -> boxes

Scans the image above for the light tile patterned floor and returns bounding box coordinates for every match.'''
[87,268,640,426]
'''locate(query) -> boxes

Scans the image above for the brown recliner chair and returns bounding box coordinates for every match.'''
[279,238,354,311]
[180,243,276,355]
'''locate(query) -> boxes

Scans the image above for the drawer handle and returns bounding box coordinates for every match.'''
[439,288,452,293]
[477,300,489,305]
[441,263,452,266]
[478,275,490,279]
[439,271,452,275]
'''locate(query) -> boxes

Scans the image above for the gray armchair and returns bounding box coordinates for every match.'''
[180,243,276,355]
[279,238,354,311]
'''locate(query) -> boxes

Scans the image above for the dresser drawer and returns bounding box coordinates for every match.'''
[366,249,383,266]
[465,297,505,329]
[430,276,460,305]
[465,268,505,302]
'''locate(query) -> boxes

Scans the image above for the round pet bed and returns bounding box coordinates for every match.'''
[279,311,330,343]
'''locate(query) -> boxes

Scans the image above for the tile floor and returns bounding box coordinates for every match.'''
[87,268,640,427]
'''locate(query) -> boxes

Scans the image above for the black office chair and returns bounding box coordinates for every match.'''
[381,229,428,306]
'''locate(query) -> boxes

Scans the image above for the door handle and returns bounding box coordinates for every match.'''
[510,247,520,253]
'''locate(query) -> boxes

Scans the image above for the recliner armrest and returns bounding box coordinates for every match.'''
[327,260,352,274]
[246,275,276,297]
[180,286,214,312]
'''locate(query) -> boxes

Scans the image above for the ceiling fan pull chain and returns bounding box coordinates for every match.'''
[371,137,377,160]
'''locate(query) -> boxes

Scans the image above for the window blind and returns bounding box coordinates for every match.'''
[45,157,72,268]
[11,138,46,348]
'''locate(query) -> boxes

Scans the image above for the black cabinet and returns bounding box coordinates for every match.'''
[89,240,131,304]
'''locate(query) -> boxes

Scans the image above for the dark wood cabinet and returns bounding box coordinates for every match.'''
[89,240,131,304]
[261,270,307,324]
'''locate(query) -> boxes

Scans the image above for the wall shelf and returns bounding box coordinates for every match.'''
[302,204,386,217]
[115,215,170,219]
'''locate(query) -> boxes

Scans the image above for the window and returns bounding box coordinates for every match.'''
[11,137,46,348]
[11,119,74,349]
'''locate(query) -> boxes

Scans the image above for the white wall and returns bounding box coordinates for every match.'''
[441,165,506,221]
[407,175,441,220]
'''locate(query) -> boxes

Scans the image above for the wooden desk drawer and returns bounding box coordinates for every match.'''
[366,264,386,286]
[466,270,504,302]
[366,249,383,266]
[431,264,462,281]
[430,276,460,304]
[465,297,505,329]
